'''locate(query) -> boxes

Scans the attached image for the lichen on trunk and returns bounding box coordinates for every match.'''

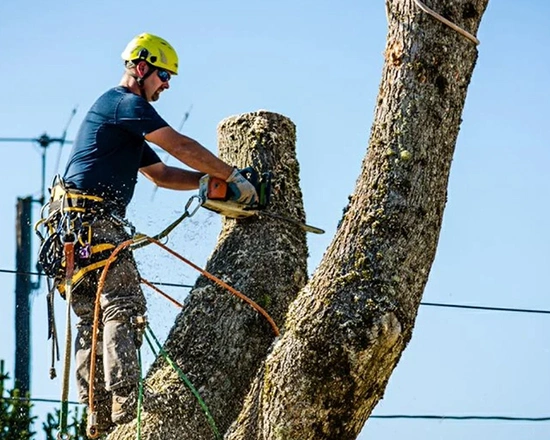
[226,1,489,439]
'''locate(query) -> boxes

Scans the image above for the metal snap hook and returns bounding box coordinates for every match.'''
[185,195,203,218]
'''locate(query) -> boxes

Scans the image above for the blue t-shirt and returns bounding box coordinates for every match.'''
[63,86,166,212]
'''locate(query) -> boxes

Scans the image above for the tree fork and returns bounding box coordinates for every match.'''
[111,111,310,439]
[226,1,489,439]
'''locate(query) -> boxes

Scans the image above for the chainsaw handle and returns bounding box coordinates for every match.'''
[233,168,271,209]
[200,167,270,208]
[238,167,259,188]
[225,167,259,203]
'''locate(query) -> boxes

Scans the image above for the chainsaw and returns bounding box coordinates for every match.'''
[198,167,324,234]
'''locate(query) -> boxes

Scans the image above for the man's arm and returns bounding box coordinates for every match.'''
[145,126,233,180]
[139,162,204,190]
[145,126,258,204]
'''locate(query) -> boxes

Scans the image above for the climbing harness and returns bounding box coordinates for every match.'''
[35,175,119,294]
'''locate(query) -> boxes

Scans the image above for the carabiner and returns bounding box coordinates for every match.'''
[86,411,100,439]
[185,195,203,218]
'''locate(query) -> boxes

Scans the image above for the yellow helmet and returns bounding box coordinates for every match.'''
[121,33,179,75]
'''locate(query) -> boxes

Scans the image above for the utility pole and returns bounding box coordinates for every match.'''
[1,111,76,394]
[14,197,33,394]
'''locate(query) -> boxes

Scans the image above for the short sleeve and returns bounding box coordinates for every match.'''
[116,93,169,137]
[140,142,161,168]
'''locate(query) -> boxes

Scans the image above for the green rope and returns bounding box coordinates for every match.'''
[144,326,221,440]
[131,195,202,251]
[136,350,143,440]
[131,210,189,251]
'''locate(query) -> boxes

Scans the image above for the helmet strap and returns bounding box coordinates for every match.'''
[135,63,156,99]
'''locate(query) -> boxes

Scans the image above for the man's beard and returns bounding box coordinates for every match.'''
[150,88,164,102]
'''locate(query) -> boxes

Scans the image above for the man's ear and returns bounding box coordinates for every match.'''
[136,61,149,78]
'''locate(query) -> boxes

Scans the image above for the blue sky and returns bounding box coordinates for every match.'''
[1,1,549,439]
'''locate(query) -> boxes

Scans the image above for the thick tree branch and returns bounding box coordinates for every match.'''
[226,1,490,439]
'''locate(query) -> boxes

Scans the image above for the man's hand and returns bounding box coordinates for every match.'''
[226,168,258,205]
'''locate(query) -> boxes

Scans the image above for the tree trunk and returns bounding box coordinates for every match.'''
[111,112,309,440]
[226,1,489,439]
[112,0,489,438]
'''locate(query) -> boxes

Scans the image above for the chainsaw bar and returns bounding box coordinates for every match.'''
[258,211,325,234]
[201,199,257,219]
[201,199,324,234]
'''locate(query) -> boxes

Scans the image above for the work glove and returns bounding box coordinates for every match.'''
[226,167,259,205]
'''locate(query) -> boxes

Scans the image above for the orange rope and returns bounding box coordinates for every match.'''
[144,237,280,337]
[87,238,133,437]
[141,277,183,308]
[87,234,279,419]
[64,242,75,280]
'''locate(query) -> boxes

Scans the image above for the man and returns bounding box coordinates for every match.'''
[58,33,257,434]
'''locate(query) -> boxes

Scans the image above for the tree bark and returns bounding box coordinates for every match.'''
[226,1,489,439]
[111,112,309,440]
[112,0,490,438]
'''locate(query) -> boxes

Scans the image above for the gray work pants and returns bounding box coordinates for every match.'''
[69,217,146,405]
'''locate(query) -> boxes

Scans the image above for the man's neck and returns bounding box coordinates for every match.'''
[119,73,141,97]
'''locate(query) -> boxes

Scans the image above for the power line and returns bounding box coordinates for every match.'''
[0,269,40,277]
[0,136,72,147]
[142,280,194,288]
[2,396,549,422]
[421,301,550,315]
[0,268,194,289]
[0,396,81,406]
[1,267,549,316]
[370,414,550,422]
[0,127,76,205]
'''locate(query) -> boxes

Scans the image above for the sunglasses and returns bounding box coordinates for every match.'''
[156,69,172,83]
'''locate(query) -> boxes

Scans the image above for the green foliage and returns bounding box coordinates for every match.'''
[0,360,36,440]
[0,360,86,440]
